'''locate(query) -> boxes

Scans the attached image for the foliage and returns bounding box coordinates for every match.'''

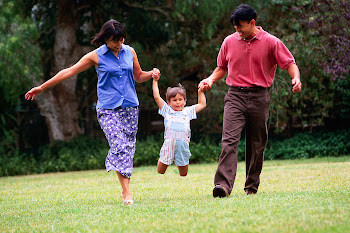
[134,134,162,167]
[306,0,350,80]
[0,0,42,153]
[335,77,350,119]
[0,0,349,158]
[265,129,350,160]
[0,136,108,176]
[257,1,349,134]
[1,130,349,177]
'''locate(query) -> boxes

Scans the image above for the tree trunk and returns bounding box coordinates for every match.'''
[35,0,87,141]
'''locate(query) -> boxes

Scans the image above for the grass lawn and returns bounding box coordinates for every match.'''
[1,156,349,232]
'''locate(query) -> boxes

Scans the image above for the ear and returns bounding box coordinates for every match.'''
[121,38,125,43]
[250,19,256,26]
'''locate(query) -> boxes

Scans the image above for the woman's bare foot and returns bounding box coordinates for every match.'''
[121,191,133,205]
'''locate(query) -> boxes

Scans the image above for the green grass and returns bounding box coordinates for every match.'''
[1,157,350,233]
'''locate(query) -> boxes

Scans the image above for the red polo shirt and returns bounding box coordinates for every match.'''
[217,27,295,87]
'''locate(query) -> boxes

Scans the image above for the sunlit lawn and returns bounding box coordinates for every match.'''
[1,156,349,232]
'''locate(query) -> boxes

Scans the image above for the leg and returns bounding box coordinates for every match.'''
[116,171,133,204]
[177,165,188,176]
[157,160,169,174]
[244,90,270,194]
[174,140,191,177]
[97,108,138,204]
[214,89,247,196]
[98,107,138,178]
[158,139,175,174]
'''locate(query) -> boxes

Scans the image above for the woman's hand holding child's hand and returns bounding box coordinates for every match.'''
[152,68,161,81]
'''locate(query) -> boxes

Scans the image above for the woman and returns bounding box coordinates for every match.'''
[25,19,161,205]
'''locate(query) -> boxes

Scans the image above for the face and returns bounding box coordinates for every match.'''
[168,94,186,111]
[234,20,254,40]
[106,36,124,52]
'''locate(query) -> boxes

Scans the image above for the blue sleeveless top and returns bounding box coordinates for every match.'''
[95,44,139,109]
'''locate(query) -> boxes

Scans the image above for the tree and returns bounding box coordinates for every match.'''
[14,0,241,141]
[0,0,42,152]
[24,0,94,141]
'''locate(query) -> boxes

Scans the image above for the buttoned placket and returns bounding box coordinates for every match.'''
[244,37,256,54]
[115,52,124,98]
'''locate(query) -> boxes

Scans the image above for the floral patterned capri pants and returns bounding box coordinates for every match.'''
[97,107,139,178]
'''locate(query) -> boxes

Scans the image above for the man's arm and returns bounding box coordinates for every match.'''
[288,63,302,93]
[198,66,227,91]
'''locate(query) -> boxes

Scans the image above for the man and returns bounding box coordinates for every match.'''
[199,4,302,197]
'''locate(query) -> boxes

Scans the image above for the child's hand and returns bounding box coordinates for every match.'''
[198,78,213,91]
[152,68,161,81]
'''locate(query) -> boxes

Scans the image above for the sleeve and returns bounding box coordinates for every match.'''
[185,106,197,120]
[217,39,228,69]
[273,39,295,70]
[158,102,170,117]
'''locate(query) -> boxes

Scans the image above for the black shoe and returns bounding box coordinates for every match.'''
[213,185,228,198]
[245,189,257,195]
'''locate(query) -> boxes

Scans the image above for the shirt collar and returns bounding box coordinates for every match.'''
[234,26,264,41]
[169,107,187,115]
[255,26,264,40]
[101,43,125,54]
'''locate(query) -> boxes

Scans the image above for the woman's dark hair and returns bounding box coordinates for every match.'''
[166,84,187,102]
[230,4,257,26]
[91,19,126,46]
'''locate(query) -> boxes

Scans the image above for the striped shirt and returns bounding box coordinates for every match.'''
[159,103,197,143]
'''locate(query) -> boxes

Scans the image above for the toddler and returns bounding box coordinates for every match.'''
[152,79,206,176]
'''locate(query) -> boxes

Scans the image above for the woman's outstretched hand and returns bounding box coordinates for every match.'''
[25,86,44,101]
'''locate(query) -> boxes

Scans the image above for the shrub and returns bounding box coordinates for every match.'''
[0,130,349,177]
[0,136,108,176]
[265,129,350,160]
[134,135,163,167]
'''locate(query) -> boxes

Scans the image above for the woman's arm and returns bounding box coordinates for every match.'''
[195,88,207,113]
[152,79,165,109]
[25,51,98,100]
[131,47,160,83]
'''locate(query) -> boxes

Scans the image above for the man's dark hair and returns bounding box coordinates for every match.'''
[230,4,257,26]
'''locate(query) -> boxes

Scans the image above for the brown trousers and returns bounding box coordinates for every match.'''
[214,87,270,195]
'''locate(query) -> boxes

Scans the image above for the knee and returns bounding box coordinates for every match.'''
[157,170,166,174]
[179,171,188,176]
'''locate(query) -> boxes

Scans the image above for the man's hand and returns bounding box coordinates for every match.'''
[198,78,213,91]
[291,78,302,93]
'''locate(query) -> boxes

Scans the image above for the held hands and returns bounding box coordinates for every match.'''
[198,78,213,92]
[151,68,161,81]
[291,77,302,93]
[25,86,44,101]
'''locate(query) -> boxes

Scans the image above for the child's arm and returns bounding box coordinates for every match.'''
[152,79,165,109]
[195,87,207,113]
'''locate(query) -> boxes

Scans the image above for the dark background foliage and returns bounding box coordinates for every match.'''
[0,0,349,176]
